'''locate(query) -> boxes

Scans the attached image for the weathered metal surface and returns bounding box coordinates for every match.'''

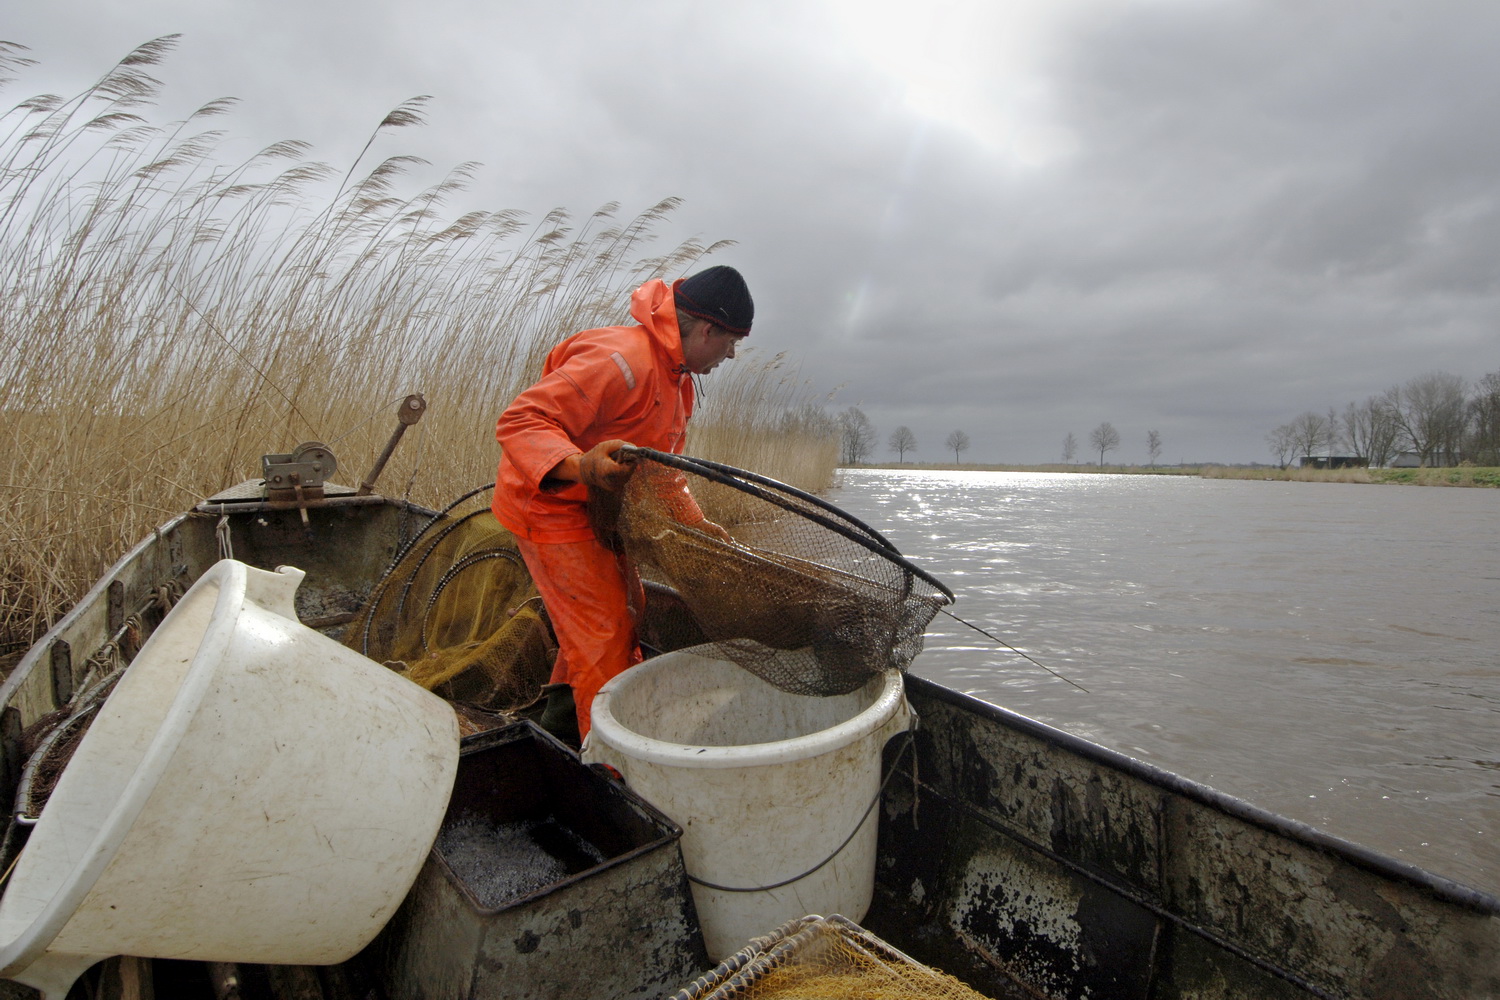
[871,777,1159,999]
[0,512,204,733]
[199,480,360,505]
[261,441,337,502]
[1163,794,1498,999]
[372,723,707,1000]
[107,580,125,636]
[46,640,71,709]
[213,502,411,619]
[870,677,1500,1000]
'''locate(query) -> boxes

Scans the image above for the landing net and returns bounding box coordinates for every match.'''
[610,449,953,697]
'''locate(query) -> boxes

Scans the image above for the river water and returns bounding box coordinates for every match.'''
[826,468,1499,895]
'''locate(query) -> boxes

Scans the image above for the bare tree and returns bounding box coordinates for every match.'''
[1089,422,1120,466]
[1341,396,1400,467]
[1387,372,1469,466]
[1146,430,1162,468]
[1287,410,1335,463]
[1063,432,1077,464]
[838,406,875,465]
[1267,424,1294,469]
[888,425,917,462]
[945,429,970,463]
[1468,370,1500,466]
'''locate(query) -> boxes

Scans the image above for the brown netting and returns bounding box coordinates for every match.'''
[672,915,994,1000]
[343,450,950,710]
[610,450,952,697]
[343,498,554,714]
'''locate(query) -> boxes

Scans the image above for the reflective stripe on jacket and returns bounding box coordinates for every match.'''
[492,278,696,543]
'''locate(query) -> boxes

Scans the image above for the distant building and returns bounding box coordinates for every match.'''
[1299,454,1367,470]
[1389,451,1422,468]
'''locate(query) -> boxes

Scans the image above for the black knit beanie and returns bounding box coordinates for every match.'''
[675,265,753,335]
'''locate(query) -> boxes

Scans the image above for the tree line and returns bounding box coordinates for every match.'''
[834,406,1165,468]
[1268,369,1500,468]
[834,407,971,464]
[1061,423,1163,466]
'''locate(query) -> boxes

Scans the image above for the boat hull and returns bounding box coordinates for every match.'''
[2,486,1496,999]
[870,678,1500,999]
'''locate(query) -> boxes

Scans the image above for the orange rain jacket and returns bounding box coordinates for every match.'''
[492,277,705,541]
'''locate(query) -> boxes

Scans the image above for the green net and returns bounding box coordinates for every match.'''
[343,497,553,715]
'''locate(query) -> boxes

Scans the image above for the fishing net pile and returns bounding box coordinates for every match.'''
[673,915,992,1000]
[608,450,952,697]
[343,494,553,714]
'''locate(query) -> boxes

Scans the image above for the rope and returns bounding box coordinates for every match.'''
[939,607,1090,693]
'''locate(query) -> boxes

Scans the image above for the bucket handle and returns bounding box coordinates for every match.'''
[685,724,917,895]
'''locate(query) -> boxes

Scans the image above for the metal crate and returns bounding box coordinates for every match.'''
[372,722,707,1000]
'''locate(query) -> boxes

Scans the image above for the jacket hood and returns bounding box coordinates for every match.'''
[630,278,686,372]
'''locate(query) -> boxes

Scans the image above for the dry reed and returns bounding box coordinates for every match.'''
[689,351,841,495]
[0,38,835,652]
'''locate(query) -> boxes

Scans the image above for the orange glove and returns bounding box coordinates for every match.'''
[578,440,636,492]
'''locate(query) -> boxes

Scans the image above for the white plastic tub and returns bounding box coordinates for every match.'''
[582,647,911,960]
[0,560,459,998]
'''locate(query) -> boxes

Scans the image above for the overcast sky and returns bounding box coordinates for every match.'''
[8,1,1499,464]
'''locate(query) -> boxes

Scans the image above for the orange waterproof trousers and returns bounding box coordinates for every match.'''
[515,535,642,740]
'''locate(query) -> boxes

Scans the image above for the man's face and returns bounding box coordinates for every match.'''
[681,321,745,374]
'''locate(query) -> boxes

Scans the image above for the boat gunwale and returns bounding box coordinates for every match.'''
[0,512,195,712]
[906,673,1500,916]
[0,492,436,713]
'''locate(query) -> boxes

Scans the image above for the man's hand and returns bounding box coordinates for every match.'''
[578,439,636,492]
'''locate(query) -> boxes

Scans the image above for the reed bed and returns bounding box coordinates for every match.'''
[689,352,841,493]
[0,38,836,653]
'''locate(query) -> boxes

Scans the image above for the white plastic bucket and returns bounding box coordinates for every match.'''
[0,560,459,998]
[582,648,911,961]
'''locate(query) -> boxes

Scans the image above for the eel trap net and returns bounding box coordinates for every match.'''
[611,449,953,697]
[343,491,553,713]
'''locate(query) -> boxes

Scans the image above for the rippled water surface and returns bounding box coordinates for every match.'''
[828,469,1500,893]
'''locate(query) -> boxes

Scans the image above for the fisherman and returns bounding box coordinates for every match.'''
[492,265,752,745]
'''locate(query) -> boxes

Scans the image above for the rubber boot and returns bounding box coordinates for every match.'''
[538,682,580,750]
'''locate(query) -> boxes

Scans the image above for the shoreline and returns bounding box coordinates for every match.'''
[846,463,1500,487]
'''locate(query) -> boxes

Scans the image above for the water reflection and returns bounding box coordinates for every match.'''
[830,468,1500,893]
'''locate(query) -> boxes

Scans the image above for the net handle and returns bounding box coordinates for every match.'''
[620,446,955,603]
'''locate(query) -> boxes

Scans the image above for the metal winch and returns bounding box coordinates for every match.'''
[261,441,338,503]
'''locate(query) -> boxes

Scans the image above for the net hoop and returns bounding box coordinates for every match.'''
[620,447,955,605]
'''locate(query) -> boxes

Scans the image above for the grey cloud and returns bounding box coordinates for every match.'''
[5,0,1499,464]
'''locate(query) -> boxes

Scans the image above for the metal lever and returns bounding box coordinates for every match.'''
[358,394,427,496]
